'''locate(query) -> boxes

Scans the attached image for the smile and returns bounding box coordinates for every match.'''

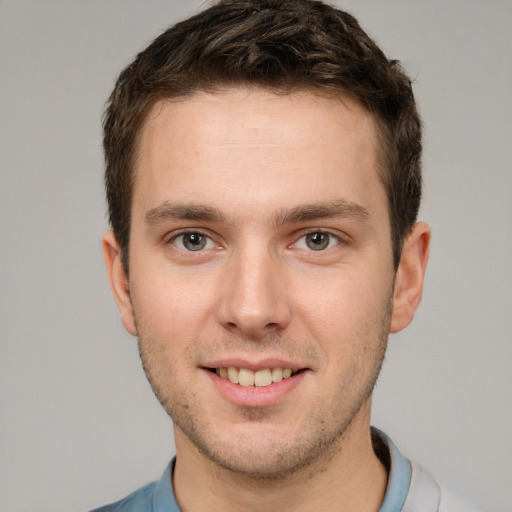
[204,364,308,407]
[214,367,298,387]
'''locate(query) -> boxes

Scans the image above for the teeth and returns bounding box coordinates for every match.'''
[272,367,283,383]
[216,367,296,387]
[227,367,239,384]
[254,369,272,387]
[238,368,255,386]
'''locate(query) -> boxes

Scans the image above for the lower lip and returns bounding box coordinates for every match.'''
[203,369,308,408]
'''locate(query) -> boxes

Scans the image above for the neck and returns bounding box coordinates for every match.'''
[172,404,388,512]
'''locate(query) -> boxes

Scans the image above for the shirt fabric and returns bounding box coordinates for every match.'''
[90,428,480,512]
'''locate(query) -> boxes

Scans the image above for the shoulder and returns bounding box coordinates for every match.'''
[89,461,177,512]
[406,460,486,512]
[89,481,156,512]
[439,486,487,512]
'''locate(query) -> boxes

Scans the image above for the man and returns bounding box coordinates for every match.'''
[95,1,479,510]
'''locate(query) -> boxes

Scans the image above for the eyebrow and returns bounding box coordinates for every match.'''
[144,201,227,226]
[275,200,370,226]
[144,199,370,227]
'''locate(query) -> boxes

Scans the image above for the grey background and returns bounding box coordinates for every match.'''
[1,1,511,511]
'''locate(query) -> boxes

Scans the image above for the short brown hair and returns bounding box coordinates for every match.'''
[103,0,422,271]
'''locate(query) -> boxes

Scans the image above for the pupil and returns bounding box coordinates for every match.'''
[184,233,206,251]
[306,232,329,250]
[311,233,324,244]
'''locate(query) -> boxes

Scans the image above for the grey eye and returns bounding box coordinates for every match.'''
[181,233,208,251]
[305,232,330,250]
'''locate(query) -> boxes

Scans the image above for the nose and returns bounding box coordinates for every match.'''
[216,245,292,338]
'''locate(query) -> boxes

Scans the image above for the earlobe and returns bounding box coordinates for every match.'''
[389,222,431,334]
[102,230,137,336]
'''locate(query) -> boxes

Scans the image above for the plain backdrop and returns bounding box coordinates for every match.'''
[1,1,511,511]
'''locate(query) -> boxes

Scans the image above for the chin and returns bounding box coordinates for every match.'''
[176,417,351,479]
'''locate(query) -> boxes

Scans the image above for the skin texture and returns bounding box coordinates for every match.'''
[103,88,430,512]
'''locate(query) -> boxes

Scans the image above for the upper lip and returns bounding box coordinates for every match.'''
[201,358,308,372]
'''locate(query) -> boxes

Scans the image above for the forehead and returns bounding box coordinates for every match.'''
[139,88,377,156]
[133,88,386,223]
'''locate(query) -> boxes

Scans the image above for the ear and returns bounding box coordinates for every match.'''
[102,230,137,336]
[389,222,431,334]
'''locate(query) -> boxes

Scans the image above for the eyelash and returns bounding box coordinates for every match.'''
[293,230,341,252]
[167,231,218,252]
[166,229,342,253]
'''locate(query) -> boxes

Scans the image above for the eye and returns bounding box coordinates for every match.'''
[295,231,339,251]
[172,232,215,251]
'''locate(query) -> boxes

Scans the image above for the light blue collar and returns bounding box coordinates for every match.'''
[152,459,180,512]
[374,427,412,512]
[152,428,411,512]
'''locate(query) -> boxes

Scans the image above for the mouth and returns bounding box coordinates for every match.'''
[203,363,309,407]
[206,366,302,387]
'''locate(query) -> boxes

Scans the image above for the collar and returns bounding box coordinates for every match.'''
[373,427,412,512]
[151,428,412,512]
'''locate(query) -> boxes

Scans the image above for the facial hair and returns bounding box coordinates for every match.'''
[134,286,393,479]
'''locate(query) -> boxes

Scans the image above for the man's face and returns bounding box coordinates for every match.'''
[116,89,399,476]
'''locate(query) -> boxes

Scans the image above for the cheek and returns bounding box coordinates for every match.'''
[293,269,378,328]
[292,270,390,367]
[130,267,218,345]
